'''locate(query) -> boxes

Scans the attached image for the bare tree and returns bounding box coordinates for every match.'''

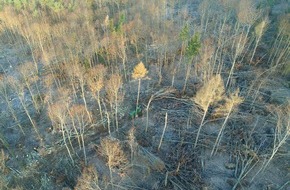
[251,104,290,182]
[224,0,260,88]
[0,78,24,134]
[105,74,123,131]
[267,14,290,69]
[69,104,91,165]
[263,104,290,170]
[65,62,92,123]
[117,35,128,80]
[18,62,43,113]
[75,165,100,190]
[198,37,215,81]
[64,62,80,100]
[8,77,40,138]
[236,0,260,56]
[87,64,107,125]
[47,87,76,163]
[225,33,248,88]
[43,73,55,105]
[250,17,269,64]
[99,137,127,186]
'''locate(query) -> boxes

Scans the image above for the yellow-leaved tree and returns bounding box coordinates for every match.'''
[193,74,225,148]
[132,62,148,115]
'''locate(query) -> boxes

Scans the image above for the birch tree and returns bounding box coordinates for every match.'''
[87,64,107,125]
[105,74,123,131]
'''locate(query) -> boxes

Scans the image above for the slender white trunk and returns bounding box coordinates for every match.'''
[68,108,81,150]
[146,95,153,132]
[61,122,74,164]
[158,112,168,151]
[18,94,39,137]
[81,84,92,123]
[226,57,237,88]
[81,134,87,165]
[136,79,141,113]
[194,106,209,148]
[7,100,25,134]
[122,56,127,81]
[250,36,260,63]
[182,58,192,93]
[103,100,111,135]
[211,106,233,156]
[115,94,119,131]
[28,83,39,112]
[97,91,104,124]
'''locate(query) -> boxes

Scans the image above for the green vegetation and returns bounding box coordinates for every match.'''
[185,33,201,58]
[129,105,142,119]
[0,0,76,12]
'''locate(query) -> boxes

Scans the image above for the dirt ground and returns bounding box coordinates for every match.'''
[0,1,289,190]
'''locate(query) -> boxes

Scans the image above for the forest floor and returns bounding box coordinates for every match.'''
[0,1,289,190]
[1,39,290,189]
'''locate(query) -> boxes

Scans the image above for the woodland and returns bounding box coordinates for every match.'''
[0,0,289,189]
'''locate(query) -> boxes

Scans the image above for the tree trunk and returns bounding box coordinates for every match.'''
[182,62,192,93]
[61,122,74,164]
[97,91,104,125]
[194,106,208,148]
[136,79,141,113]
[211,106,233,156]
[115,94,119,131]
[81,85,92,123]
